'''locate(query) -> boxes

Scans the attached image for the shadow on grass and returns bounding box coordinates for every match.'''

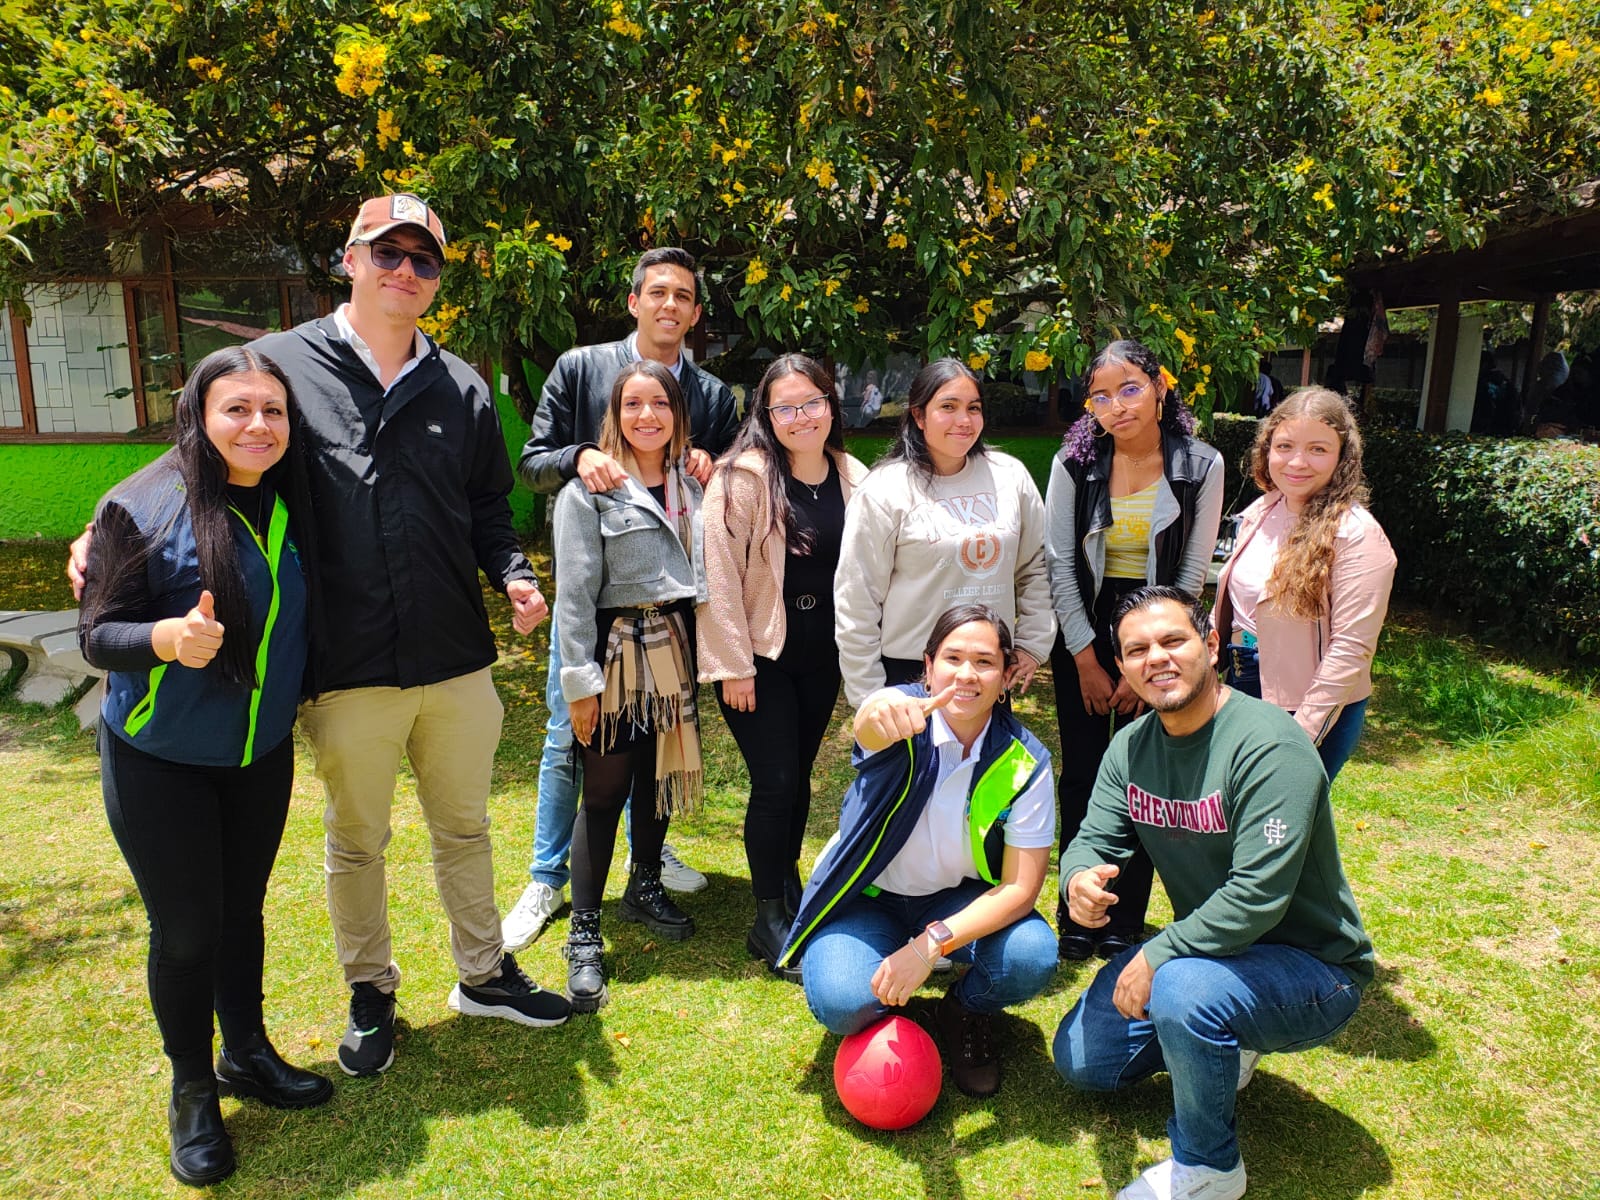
[1328,964,1437,1063]
[0,876,142,990]
[220,1011,622,1197]
[1359,630,1580,763]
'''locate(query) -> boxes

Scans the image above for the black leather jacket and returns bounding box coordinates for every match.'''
[517,337,739,494]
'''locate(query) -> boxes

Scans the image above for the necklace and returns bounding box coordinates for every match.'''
[792,460,829,501]
[1116,446,1158,468]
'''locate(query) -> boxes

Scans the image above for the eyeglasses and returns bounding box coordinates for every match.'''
[1085,380,1152,411]
[768,397,830,424]
[365,240,444,280]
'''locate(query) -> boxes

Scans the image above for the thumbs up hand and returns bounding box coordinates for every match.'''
[154,589,226,668]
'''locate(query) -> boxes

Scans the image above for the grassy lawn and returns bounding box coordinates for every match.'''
[1,540,1597,1198]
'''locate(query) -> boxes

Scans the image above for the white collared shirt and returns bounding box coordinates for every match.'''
[625,331,685,380]
[871,710,1055,897]
[333,304,431,394]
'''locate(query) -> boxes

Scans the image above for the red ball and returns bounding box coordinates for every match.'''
[833,1015,943,1130]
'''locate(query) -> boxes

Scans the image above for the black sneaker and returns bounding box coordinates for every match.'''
[338,982,396,1077]
[448,952,571,1028]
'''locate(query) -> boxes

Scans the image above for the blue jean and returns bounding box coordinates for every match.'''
[1225,646,1369,781]
[802,878,1058,1035]
[1054,944,1362,1171]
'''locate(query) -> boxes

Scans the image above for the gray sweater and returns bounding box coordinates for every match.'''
[552,473,708,702]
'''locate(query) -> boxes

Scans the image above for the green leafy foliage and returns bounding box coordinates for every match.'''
[3,0,1598,402]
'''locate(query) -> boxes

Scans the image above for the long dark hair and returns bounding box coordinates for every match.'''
[84,346,318,688]
[1060,338,1198,465]
[877,357,987,484]
[921,602,1015,674]
[716,353,844,555]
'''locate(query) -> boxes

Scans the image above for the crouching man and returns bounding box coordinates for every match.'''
[1053,586,1373,1200]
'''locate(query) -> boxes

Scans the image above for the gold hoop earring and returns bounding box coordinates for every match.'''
[1092,421,1110,438]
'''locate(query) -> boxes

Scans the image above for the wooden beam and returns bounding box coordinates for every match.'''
[1522,294,1551,425]
[7,304,37,434]
[122,282,148,428]
[1299,348,1311,386]
[1423,294,1460,433]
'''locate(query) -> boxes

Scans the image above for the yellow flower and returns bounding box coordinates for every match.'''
[1159,366,1179,390]
[853,295,870,314]
[958,259,973,277]
[1174,328,1196,358]
[401,139,417,158]
[853,84,866,104]
[779,284,793,301]
[821,11,841,27]
[1024,349,1052,373]
[720,192,736,206]
[1293,156,1314,176]
[1028,114,1043,127]
[334,40,388,98]
[410,9,432,23]
[1312,182,1335,211]
[972,298,995,329]
[605,2,645,39]
[207,65,224,82]
[1020,152,1038,173]
[821,278,842,297]
[1477,87,1504,107]
[546,233,573,252]
[745,258,769,286]
[967,352,991,370]
[376,109,401,150]
[353,148,367,171]
[887,232,908,250]
[1190,380,1207,399]
[805,157,837,189]
[443,243,468,262]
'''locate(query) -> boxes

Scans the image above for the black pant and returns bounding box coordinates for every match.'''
[719,602,842,900]
[573,735,670,911]
[102,732,293,1083]
[1051,578,1154,940]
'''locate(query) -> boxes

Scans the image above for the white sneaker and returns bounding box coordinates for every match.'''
[1117,1157,1247,1200]
[502,881,565,951]
[1236,1049,1261,1091]
[626,843,708,893]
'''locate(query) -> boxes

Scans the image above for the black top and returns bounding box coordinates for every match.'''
[783,458,845,603]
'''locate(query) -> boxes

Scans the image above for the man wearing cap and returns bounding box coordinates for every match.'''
[501,247,738,951]
[1051,585,1373,1200]
[73,193,573,1077]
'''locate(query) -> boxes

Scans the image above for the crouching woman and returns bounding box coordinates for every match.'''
[778,604,1057,1097]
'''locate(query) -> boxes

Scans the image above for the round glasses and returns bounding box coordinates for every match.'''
[1085,380,1152,411]
[768,396,830,424]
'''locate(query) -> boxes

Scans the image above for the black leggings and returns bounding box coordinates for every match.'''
[1051,578,1154,940]
[573,735,670,911]
[102,732,292,1083]
[719,602,842,900]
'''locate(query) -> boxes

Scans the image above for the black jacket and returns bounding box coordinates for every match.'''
[253,315,537,692]
[517,336,739,494]
[1062,431,1216,612]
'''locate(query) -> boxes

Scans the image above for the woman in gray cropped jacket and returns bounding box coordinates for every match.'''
[551,360,709,1012]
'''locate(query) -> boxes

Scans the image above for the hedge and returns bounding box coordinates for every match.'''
[1212,414,1600,659]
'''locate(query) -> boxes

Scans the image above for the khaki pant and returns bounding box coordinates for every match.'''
[300,668,505,992]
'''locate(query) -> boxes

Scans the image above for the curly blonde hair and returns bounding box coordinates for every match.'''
[1249,387,1370,621]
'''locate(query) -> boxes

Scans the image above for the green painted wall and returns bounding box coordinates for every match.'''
[2,369,543,542]
[0,443,168,539]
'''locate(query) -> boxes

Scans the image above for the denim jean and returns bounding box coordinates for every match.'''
[802,877,1058,1035]
[1053,943,1362,1171]
[528,612,581,889]
[1225,645,1369,782]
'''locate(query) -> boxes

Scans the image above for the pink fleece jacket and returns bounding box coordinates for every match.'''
[1214,492,1396,745]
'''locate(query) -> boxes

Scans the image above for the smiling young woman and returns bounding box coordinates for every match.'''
[1044,338,1224,963]
[550,359,709,1012]
[1214,388,1396,782]
[698,354,867,978]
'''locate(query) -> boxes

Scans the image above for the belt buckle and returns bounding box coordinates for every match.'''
[795,593,817,611]
[639,603,661,619]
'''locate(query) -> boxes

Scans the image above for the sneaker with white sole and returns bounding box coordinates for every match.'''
[338,982,396,1077]
[1117,1157,1247,1200]
[1236,1049,1261,1091]
[625,843,707,893]
[447,952,571,1028]
[502,880,565,951]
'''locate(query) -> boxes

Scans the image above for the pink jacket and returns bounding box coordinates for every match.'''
[697,446,868,682]
[1214,492,1396,745]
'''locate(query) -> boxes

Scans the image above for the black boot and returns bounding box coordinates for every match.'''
[216,1034,334,1109]
[620,861,695,940]
[746,897,802,983]
[784,864,804,921]
[168,1080,235,1187]
[934,984,1001,1098]
[563,907,608,1012]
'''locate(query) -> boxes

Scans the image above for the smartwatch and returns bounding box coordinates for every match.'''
[924,920,955,956]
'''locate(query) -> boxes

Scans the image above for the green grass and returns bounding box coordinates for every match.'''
[1,551,1598,1198]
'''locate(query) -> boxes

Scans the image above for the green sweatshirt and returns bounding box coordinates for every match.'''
[1061,689,1374,988]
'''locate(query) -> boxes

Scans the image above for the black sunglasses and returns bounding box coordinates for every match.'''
[365,240,444,280]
